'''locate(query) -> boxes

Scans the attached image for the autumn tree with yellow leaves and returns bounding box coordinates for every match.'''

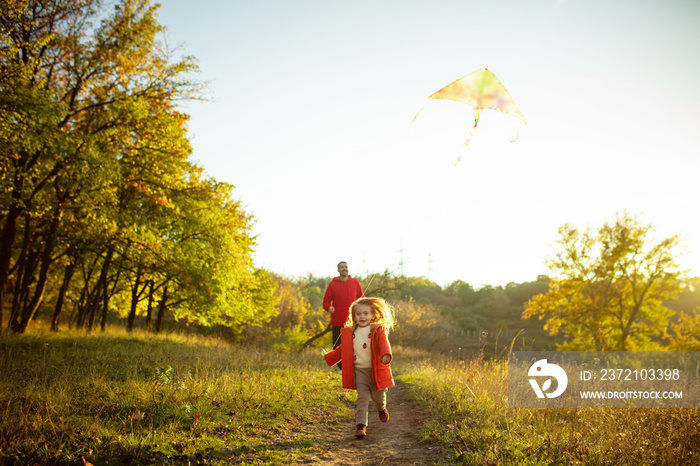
[523,213,685,350]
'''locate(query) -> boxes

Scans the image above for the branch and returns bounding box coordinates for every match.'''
[299,323,331,352]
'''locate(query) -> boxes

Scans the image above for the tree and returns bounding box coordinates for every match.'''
[666,311,700,351]
[0,0,276,333]
[444,280,477,306]
[161,175,277,330]
[523,213,685,350]
[1,0,199,330]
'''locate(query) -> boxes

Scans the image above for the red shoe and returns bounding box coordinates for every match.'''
[378,409,389,422]
[355,424,366,438]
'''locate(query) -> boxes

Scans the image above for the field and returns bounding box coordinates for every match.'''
[0,327,698,465]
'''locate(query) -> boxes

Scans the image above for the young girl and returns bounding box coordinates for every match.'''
[323,297,395,439]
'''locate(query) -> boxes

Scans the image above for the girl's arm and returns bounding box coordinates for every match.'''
[324,345,342,367]
[375,327,393,365]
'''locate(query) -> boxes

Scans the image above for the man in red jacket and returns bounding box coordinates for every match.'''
[323,261,364,371]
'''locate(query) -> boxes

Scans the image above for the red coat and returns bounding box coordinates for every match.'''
[323,276,364,326]
[324,325,394,390]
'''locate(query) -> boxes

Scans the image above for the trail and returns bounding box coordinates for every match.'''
[295,379,454,465]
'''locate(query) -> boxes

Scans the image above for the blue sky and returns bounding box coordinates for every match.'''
[157,0,700,286]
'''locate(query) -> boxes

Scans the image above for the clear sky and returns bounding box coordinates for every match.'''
[157,0,700,287]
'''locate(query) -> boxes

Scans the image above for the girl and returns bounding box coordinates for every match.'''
[323,297,395,439]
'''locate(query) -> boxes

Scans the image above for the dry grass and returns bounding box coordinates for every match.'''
[0,325,353,465]
[3,325,697,465]
[394,346,700,465]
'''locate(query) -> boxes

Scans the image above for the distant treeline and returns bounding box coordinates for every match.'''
[247,273,557,353]
[253,272,700,354]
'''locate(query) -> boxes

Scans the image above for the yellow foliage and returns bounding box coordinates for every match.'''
[391,299,459,352]
[523,213,684,351]
[260,276,327,349]
[666,311,700,351]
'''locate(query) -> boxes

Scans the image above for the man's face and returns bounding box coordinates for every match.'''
[337,262,349,277]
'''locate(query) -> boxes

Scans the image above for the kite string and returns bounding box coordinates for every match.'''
[510,120,524,143]
[409,100,431,130]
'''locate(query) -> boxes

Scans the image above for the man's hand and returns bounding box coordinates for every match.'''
[329,306,335,314]
[381,354,390,365]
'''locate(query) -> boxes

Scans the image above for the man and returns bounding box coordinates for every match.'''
[323,261,364,371]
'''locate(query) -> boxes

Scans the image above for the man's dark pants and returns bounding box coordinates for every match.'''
[332,326,343,371]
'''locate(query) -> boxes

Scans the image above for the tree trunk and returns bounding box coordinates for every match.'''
[145,280,155,332]
[100,263,122,332]
[85,284,102,332]
[0,201,22,329]
[99,264,109,331]
[8,214,34,330]
[154,285,168,333]
[15,205,63,333]
[10,249,39,331]
[73,254,97,328]
[74,280,90,328]
[87,247,114,333]
[126,264,144,332]
[51,260,77,331]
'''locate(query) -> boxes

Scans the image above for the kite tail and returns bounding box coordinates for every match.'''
[462,117,479,146]
[463,108,481,146]
[456,114,480,166]
[510,120,524,143]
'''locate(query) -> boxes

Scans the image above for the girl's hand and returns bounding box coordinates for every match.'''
[381,354,390,365]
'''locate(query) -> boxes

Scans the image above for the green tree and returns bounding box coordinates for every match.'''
[162,175,277,330]
[444,280,477,306]
[1,0,275,333]
[1,0,199,330]
[523,213,684,350]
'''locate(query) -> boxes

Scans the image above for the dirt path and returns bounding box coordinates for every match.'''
[295,380,454,465]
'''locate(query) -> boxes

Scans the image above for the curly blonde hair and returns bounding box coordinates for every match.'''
[346,297,396,332]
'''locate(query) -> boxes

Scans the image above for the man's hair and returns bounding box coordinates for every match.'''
[337,261,347,268]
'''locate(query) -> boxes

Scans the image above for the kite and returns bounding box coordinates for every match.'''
[413,68,527,164]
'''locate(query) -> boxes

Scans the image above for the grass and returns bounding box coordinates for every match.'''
[0,325,354,465]
[393,347,700,465]
[2,326,698,465]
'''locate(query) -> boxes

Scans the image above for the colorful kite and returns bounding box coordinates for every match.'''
[413,68,526,164]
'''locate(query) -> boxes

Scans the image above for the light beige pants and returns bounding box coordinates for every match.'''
[354,367,387,425]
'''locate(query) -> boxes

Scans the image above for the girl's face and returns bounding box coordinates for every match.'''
[354,304,374,327]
